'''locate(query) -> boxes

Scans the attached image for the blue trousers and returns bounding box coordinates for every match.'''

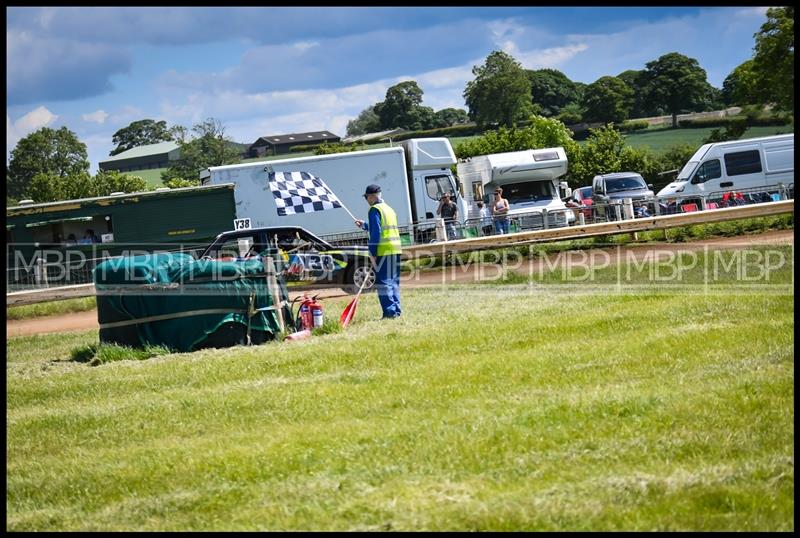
[375,254,401,318]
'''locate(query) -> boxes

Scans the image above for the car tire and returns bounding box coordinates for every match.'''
[344,263,375,295]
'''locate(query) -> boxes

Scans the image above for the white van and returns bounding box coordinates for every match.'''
[657,134,794,198]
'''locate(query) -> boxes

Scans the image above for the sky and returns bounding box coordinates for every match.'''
[6,6,770,173]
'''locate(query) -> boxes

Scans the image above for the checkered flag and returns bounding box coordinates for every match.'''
[267,171,343,216]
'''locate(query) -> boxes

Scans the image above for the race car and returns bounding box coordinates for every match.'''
[199,226,375,293]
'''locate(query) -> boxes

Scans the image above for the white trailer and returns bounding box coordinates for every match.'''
[457,146,573,229]
[201,138,468,242]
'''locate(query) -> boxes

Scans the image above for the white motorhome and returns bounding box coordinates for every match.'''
[657,134,794,198]
[201,138,468,242]
[457,147,573,229]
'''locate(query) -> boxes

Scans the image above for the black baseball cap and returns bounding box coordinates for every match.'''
[364,184,382,196]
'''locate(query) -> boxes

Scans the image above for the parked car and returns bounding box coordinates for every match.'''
[565,185,593,220]
[200,226,374,293]
[591,172,655,220]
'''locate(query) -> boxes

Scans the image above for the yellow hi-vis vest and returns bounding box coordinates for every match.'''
[371,202,402,256]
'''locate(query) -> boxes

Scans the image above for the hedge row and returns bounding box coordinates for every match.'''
[618,120,650,132]
[392,123,484,142]
[679,115,792,128]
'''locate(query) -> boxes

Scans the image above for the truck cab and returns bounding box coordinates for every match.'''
[400,138,467,240]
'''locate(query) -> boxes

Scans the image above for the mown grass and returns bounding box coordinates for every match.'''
[7,296,98,320]
[6,245,794,531]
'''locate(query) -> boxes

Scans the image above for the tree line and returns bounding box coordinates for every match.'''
[7,7,792,205]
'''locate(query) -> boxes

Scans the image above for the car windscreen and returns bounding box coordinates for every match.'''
[605,176,647,193]
[502,181,555,204]
[676,161,699,181]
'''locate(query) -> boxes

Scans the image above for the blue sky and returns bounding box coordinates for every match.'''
[6,6,769,173]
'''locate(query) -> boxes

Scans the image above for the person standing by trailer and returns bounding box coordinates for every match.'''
[354,184,402,319]
[437,192,459,240]
[492,188,510,234]
[477,201,493,236]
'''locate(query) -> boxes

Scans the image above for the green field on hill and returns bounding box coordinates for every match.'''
[6,244,794,531]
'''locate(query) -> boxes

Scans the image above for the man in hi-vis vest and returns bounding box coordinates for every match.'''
[354,184,402,319]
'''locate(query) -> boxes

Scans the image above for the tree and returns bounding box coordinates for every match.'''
[8,127,90,200]
[24,170,150,204]
[750,6,794,112]
[161,118,241,186]
[374,80,425,130]
[463,50,533,128]
[169,125,189,144]
[581,76,634,124]
[642,52,713,128]
[526,68,581,117]
[406,105,437,131]
[617,69,663,118]
[556,103,584,125]
[567,124,659,187]
[721,60,759,106]
[346,105,381,136]
[92,170,150,196]
[433,108,469,128]
[110,119,175,156]
[454,114,578,161]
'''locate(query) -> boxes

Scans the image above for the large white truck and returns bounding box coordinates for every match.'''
[456,146,574,230]
[201,138,468,242]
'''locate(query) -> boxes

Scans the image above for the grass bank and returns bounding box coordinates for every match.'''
[7,296,98,320]
[6,246,794,531]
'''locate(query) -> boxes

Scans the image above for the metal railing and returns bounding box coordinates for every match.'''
[318,183,794,245]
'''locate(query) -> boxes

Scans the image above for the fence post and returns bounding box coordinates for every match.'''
[34,257,48,287]
[264,256,285,334]
[434,218,447,242]
[542,209,549,230]
[699,197,707,211]
[578,213,585,226]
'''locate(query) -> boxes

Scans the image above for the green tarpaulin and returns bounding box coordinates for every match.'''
[94,252,292,352]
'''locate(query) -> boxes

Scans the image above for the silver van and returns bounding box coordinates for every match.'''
[657,134,794,199]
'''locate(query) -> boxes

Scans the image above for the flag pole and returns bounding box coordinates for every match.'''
[339,203,359,223]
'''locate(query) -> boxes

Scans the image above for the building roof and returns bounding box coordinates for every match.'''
[251,131,339,147]
[341,128,407,144]
[7,184,234,216]
[100,141,181,163]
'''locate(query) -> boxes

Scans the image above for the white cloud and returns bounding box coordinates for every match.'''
[293,41,319,52]
[7,106,59,157]
[82,109,109,124]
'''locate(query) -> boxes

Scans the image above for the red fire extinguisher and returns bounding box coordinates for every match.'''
[296,294,323,331]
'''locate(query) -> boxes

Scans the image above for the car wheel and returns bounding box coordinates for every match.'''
[345,263,375,294]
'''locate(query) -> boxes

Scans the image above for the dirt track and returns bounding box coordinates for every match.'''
[7,230,794,337]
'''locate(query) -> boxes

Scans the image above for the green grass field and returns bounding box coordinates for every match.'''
[621,125,794,154]
[6,245,794,531]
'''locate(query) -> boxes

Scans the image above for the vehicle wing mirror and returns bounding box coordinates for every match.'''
[647,184,654,189]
